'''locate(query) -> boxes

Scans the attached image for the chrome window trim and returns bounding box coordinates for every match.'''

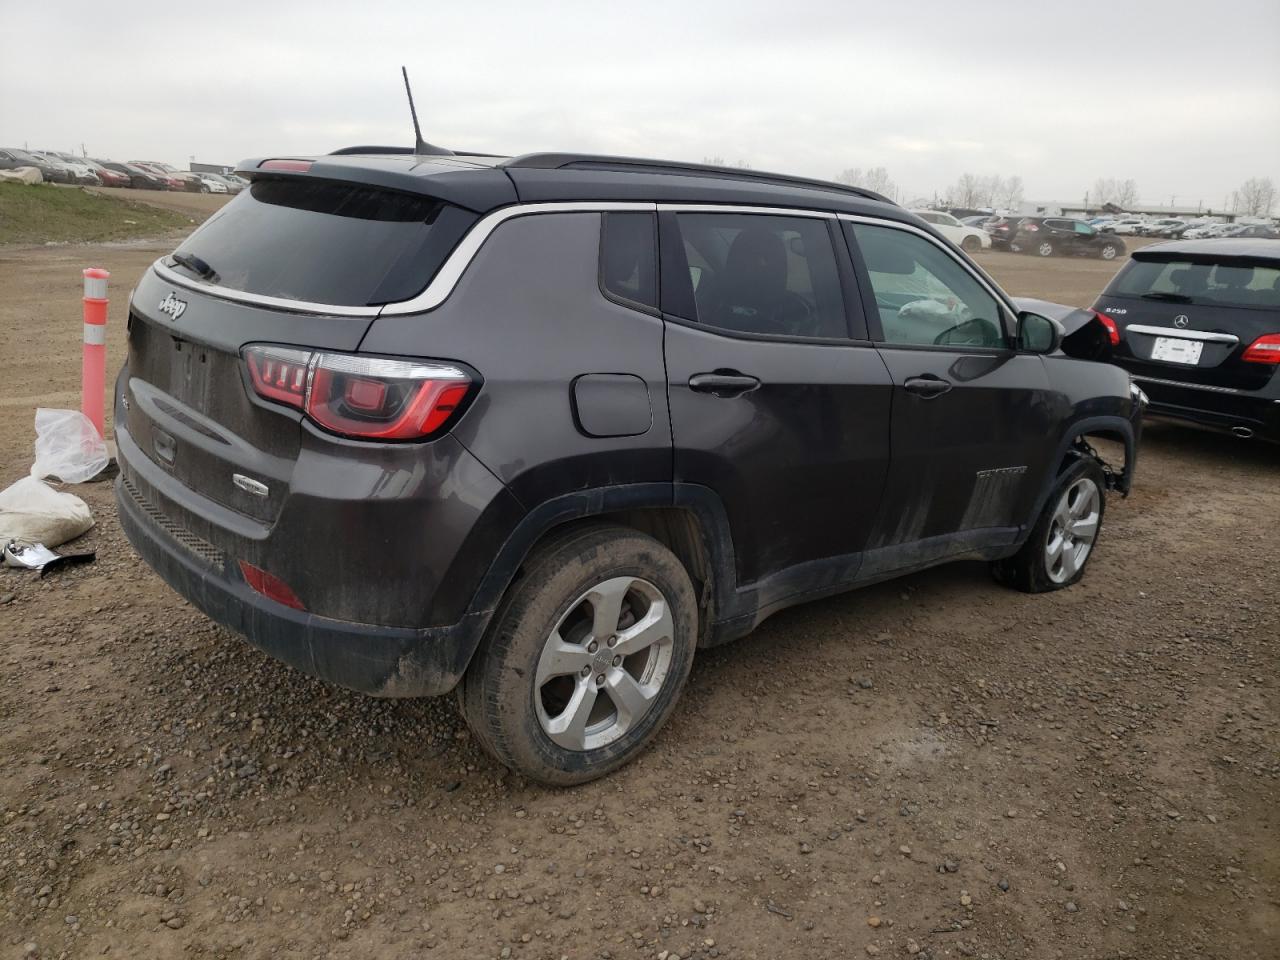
[151,259,382,317]
[836,213,1020,325]
[655,203,835,218]
[1130,375,1243,395]
[383,201,659,315]
[1125,324,1240,344]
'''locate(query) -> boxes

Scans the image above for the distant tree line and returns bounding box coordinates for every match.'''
[945,173,1024,210]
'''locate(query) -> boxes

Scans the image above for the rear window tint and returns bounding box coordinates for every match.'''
[169,178,477,307]
[1110,258,1280,310]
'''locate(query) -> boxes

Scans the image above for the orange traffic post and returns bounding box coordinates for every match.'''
[81,267,110,439]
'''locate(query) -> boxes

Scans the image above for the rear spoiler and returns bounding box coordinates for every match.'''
[233,155,517,213]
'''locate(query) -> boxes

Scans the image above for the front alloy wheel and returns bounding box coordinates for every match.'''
[1099,243,1118,260]
[1044,476,1101,584]
[1037,241,1055,257]
[991,456,1107,593]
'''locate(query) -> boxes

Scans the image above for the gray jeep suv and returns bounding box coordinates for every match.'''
[116,149,1143,783]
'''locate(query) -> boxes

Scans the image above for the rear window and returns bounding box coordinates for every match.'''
[169,178,477,307]
[1109,258,1280,310]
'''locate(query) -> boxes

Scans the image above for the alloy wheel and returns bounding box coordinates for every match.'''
[1038,242,1054,257]
[534,576,675,752]
[1045,477,1100,584]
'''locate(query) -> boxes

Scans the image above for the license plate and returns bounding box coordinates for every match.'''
[1150,336,1203,365]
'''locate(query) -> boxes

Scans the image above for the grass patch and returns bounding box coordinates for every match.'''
[0,183,192,245]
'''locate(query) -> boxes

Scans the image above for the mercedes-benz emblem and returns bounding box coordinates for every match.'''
[1173,315,1190,328]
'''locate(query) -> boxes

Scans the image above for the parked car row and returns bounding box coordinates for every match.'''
[1089,216,1277,240]
[0,148,248,194]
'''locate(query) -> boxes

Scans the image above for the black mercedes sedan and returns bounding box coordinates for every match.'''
[1092,238,1280,442]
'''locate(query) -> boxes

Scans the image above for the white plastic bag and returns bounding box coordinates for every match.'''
[30,408,108,484]
[0,476,94,548]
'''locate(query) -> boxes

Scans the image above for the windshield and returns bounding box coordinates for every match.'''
[169,177,478,307]
[1110,258,1280,310]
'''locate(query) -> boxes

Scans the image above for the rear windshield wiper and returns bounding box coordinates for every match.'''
[171,252,220,284]
[1140,291,1192,303]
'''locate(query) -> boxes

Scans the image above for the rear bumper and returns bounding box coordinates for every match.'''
[116,469,488,697]
[1129,374,1280,442]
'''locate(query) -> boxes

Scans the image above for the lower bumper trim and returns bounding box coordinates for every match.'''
[115,476,485,698]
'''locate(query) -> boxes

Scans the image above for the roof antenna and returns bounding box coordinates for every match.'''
[402,66,453,156]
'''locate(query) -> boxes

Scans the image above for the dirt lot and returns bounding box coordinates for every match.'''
[0,231,1276,960]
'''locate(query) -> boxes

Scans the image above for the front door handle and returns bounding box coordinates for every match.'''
[903,375,953,398]
[689,372,761,398]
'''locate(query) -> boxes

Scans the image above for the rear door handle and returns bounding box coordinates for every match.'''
[689,372,761,397]
[903,375,953,398]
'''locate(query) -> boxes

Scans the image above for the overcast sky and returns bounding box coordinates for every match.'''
[3,0,1277,206]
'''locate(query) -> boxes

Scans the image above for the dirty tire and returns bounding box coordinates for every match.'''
[1037,240,1055,257]
[992,456,1107,593]
[961,235,981,253]
[1099,243,1119,260]
[460,524,697,786]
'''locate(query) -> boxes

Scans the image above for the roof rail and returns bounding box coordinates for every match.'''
[502,153,892,204]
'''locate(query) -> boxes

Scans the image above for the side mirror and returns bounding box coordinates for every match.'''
[1017,311,1064,354]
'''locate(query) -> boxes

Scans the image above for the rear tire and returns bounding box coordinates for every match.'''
[961,236,981,253]
[460,524,698,786]
[1099,243,1118,260]
[992,457,1106,593]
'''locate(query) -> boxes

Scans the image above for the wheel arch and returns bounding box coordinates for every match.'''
[1022,414,1136,545]
[456,483,739,672]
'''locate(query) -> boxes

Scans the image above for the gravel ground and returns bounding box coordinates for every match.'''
[0,238,1276,960]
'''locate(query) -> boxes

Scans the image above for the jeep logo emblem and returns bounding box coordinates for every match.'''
[158,292,188,321]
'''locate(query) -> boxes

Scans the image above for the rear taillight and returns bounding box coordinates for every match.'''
[1241,333,1280,364]
[242,345,472,440]
[244,345,311,405]
[238,561,305,610]
[1093,310,1122,346]
[1024,223,1040,232]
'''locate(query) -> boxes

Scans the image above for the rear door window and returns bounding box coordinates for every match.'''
[669,213,850,339]
[1110,259,1280,310]
[168,177,478,307]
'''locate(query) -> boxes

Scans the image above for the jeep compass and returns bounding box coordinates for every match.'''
[115,149,1143,784]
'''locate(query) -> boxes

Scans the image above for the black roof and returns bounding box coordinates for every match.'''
[1135,238,1280,263]
[234,148,905,222]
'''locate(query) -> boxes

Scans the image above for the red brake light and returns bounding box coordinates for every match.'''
[1093,310,1122,346]
[259,159,313,173]
[245,345,311,406]
[241,346,472,440]
[238,561,305,610]
[1024,223,1040,231]
[1241,333,1280,364]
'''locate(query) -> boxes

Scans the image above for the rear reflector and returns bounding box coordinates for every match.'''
[258,159,313,173]
[242,345,473,440]
[1241,333,1280,364]
[1093,310,1121,346]
[238,561,305,610]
